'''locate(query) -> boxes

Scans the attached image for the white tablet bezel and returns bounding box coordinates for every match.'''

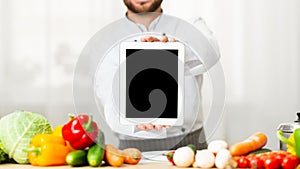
[119,42,184,126]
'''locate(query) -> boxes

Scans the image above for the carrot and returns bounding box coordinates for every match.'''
[229,132,268,156]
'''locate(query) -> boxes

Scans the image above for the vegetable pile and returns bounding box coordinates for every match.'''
[2,110,300,168]
[164,141,237,169]
[236,151,299,169]
[62,114,141,167]
[0,111,142,167]
[0,110,52,164]
[164,132,300,168]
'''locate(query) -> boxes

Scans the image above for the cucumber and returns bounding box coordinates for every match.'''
[66,150,88,167]
[248,148,272,155]
[87,130,105,167]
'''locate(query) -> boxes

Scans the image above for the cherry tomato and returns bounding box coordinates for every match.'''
[247,154,257,162]
[249,156,264,169]
[257,153,268,161]
[275,153,286,164]
[237,156,249,168]
[264,156,281,169]
[165,150,175,165]
[281,154,299,169]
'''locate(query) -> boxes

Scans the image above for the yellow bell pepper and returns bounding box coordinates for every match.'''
[24,134,69,166]
[53,125,76,151]
[287,133,296,155]
[53,125,64,137]
[52,114,76,151]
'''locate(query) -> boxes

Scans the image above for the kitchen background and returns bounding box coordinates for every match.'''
[0,0,300,150]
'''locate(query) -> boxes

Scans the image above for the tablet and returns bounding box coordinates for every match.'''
[119,42,184,126]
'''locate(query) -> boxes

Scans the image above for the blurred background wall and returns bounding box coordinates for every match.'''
[0,0,300,150]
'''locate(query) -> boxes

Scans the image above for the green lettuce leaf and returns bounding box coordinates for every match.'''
[0,110,52,164]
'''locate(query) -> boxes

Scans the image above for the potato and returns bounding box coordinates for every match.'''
[122,148,142,165]
[105,144,124,167]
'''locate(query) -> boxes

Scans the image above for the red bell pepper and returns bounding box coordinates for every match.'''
[62,114,98,150]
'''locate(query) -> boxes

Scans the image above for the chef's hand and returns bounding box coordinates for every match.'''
[140,35,176,42]
[136,123,171,131]
[136,35,175,131]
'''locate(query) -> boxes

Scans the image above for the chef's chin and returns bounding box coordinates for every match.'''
[124,0,163,13]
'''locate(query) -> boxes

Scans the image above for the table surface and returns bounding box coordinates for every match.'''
[0,151,185,169]
[0,162,182,169]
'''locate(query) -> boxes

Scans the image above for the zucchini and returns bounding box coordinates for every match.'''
[87,130,105,167]
[66,150,88,167]
[248,148,272,155]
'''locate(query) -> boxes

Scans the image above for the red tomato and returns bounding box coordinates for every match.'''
[277,151,290,155]
[247,154,257,162]
[249,156,264,169]
[165,150,175,165]
[264,156,281,169]
[237,156,249,168]
[275,153,286,164]
[281,154,299,169]
[257,153,268,161]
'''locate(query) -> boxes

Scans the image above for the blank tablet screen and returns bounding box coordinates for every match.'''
[125,49,178,119]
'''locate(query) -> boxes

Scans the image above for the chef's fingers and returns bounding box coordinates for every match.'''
[136,124,146,130]
[141,36,176,42]
[154,124,170,130]
[163,125,171,129]
[145,123,155,130]
[140,37,147,42]
[137,124,170,130]
[150,36,160,42]
[160,36,177,42]
[141,36,160,42]
[169,38,177,42]
[154,124,163,130]
[136,124,155,130]
[141,36,150,42]
[160,36,168,42]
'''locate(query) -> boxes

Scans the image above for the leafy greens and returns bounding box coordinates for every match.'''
[0,110,52,164]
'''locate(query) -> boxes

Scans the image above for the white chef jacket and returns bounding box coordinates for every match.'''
[94,13,220,139]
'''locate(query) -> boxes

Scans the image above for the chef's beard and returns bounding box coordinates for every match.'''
[124,0,163,13]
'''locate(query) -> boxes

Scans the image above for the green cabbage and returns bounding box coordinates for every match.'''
[0,110,52,164]
[0,142,10,164]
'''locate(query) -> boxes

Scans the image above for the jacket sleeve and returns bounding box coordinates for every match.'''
[185,17,221,75]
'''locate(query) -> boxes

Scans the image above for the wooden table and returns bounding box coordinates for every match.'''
[0,151,192,168]
[0,162,181,169]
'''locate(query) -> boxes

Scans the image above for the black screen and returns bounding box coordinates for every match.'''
[125,49,178,118]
